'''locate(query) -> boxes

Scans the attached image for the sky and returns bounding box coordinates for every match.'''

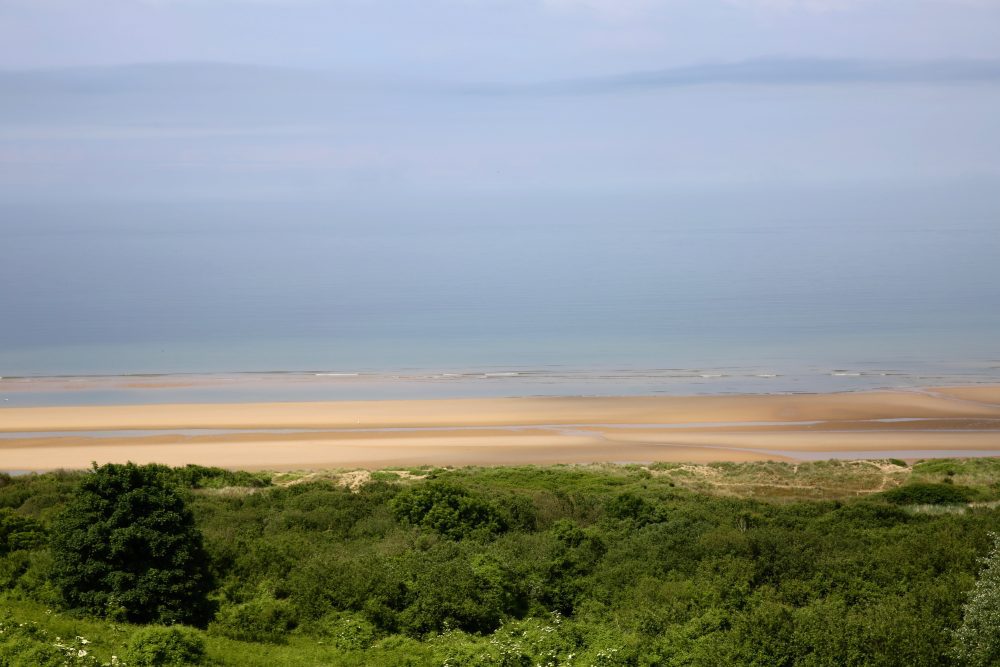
[1,0,1000,202]
[2,0,1000,76]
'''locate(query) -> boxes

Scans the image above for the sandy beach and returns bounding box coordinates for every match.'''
[2,386,1000,470]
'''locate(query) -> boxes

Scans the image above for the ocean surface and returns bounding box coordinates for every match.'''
[2,196,999,406]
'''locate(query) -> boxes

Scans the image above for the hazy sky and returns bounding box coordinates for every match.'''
[2,0,1000,202]
[3,0,1000,77]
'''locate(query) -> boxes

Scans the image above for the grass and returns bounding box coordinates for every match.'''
[417,458,1000,504]
[0,597,439,666]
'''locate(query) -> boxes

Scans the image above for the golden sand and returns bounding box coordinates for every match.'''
[2,387,999,470]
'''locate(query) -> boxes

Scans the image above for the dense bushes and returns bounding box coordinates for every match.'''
[308,611,379,650]
[606,492,668,526]
[124,626,207,666]
[954,533,1000,666]
[0,508,46,555]
[211,595,298,643]
[880,482,977,505]
[390,482,509,539]
[2,461,1000,664]
[167,465,272,490]
[0,618,68,666]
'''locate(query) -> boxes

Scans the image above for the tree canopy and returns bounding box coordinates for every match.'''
[49,462,214,626]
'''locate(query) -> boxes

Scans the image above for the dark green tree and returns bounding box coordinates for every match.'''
[49,462,214,626]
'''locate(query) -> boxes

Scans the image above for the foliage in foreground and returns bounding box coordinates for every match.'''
[2,459,1000,665]
[48,463,215,626]
[953,532,1000,666]
[123,626,206,667]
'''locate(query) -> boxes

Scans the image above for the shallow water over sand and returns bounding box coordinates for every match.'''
[2,365,1000,407]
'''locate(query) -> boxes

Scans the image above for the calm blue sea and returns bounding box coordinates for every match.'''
[2,195,998,404]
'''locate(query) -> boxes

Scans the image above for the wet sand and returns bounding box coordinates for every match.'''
[2,387,1000,470]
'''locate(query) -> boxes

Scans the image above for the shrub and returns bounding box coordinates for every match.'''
[0,508,46,555]
[953,533,1000,666]
[0,619,66,667]
[49,462,215,625]
[390,482,507,539]
[495,493,539,532]
[880,482,976,505]
[542,520,607,614]
[124,626,207,666]
[169,465,271,489]
[211,595,298,643]
[0,617,108,666]
[833,501,909,527]
[605,492,667,526]
[310,611,379,650]
[392,546,519,635]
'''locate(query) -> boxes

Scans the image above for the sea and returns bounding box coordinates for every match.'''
[2,194,998,407]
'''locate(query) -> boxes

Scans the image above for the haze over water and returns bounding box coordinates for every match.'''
[2,188,999,404]
[2,1,1000,402]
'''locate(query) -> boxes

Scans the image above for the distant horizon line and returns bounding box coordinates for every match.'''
[4,56,1000,93]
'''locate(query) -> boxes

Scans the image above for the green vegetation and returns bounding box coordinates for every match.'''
[124,626,206,667]
[1,458,1000,665]
[879,482,978,505]
[49,463,214,626]
[953,532,1000,666]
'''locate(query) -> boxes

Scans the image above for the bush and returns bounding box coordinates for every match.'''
[834,501,909,527]
[953,533,1000,666]
[0,508,46,555]
[542,520,607,614]
[0,619,66,667]
[310,611,379,650]
[124,626,207,666]
[391,482,507,539]
[0,617,109,666]
[211,595,298,643]
[169,465,271,489]
[49,462,215,625]
[394,551,516,635]
[605,492,667,526]
[880,482,976,505]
